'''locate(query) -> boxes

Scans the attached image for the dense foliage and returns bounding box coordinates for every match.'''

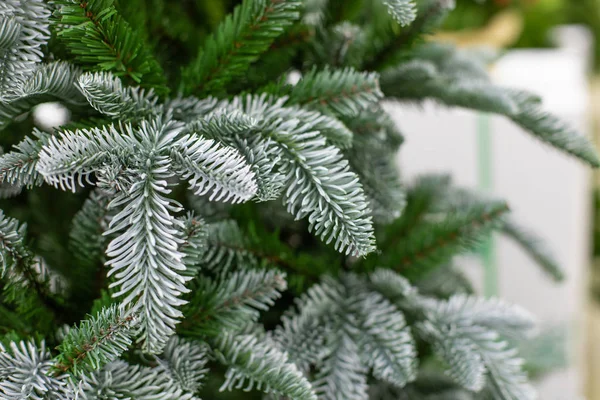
[0,0,596,399]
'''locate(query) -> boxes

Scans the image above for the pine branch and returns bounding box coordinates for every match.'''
[69,189,111,282]
[180,269,287,337]
[416,320,487,391]
[364,0,454,71]
[53,305,135,376]
[502,219,564,282]
[0,129,49,189]
[178,213,208,278]
[78,360,194,399]
[381,49,600,167]
[348,134,406,224]
[0,0,50,101]
[182,0,302,95]
[283,67,383,118]
[356,291,417,387]
[375,202,509,279]
[0,340,71,399]
[171,132,258,203]
[76,71,159,118]
[37,123,130,192]
[383,0,418,26]
[274,277,344,371]
[155,336,209,395]
[508,90,600,167]
[103,122,189,354]
[220,95,376,256]
[380,60,517,115]
[0,211,63,319]
[313,332,369,400]
[188,111,286,201]
[213,331,317,400]
[52,0,168,93]
[0,62,86,130]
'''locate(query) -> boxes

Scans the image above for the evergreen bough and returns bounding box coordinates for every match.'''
[0,0,595,399]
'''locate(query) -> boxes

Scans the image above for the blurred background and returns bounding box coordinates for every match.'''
[384,0,600,398]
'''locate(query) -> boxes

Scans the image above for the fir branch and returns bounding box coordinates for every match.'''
[37,123,132,192]
[171,133,258,203]
[0,0,50,101]
[433,184,568,282]
[283,67,383,118]
[472,329,536,400]
[379,174,452,248]
[199,218,324,287]
[356,291,417,387]
[76,71,159,118]
[380,60,517,115]
[416,320,487,391]
[508,90,600,167]
[201,219,259,271]
[155,336,209,395]
[381,50,600,167]
[221,95,376,256]
[0,340,71,399]
[178,213,208,278]
[180,269,287,337]
[313,332,369,400]
[69,188,111,282]
[78,360,194,399]
[308,22,368,68]
[418,296,536,397]
[165,95,219,123]
[274,277,344,371]
[0,211,63,318]
[502,219,564,282]
[0,183,22,199]
[182,0,302,95]
[424,294,536,340]
[53,305,135,376]
[188,111,286,201]
[213,331,317,400]
[0,129,49,189]
[383,0,417,27]
[348,134,406,224]
[370,269,537,398]
[0,62,86,130]
[375,202,509,279]
[103,121,189,354]
[341,107,405,150]
[364,0,454,71]
[52,0,168,93]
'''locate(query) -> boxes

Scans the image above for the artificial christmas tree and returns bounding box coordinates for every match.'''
[0,0,597,399]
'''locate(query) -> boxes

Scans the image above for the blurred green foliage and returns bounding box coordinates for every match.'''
[443,0,600,69]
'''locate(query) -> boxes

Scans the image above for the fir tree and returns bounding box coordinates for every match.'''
[0,0,596,399]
